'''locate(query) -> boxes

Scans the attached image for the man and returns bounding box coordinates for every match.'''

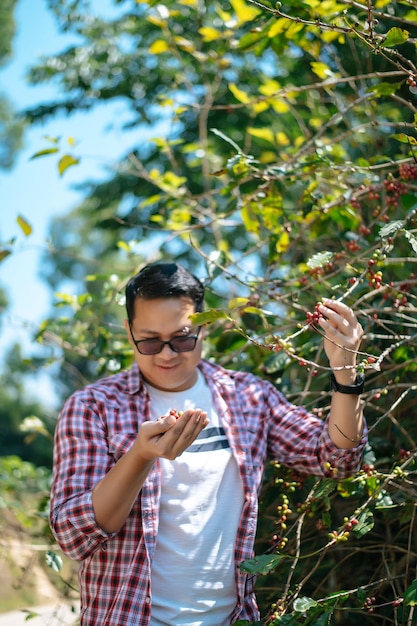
[50,261,367,626]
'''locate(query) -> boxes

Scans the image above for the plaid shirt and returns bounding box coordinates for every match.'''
[50,360,367,626]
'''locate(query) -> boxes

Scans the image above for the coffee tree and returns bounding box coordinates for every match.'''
[10,0,417,623]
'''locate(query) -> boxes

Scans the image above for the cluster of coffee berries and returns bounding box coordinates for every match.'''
[274,466,306,494]
[296,500,314,517]
[343,516,359,532]
[306,303,323,326]
[328,529,350,542]
[399,161,417,181]
[323,461,338,477]
[399,448,411,460]
[327,517,359,544]
[168,408,183,419]
[362,463,375,476]
[367,259,383,289]
[376,276,413,309]
[300,261,334,283]
[364,596,376,613]
[269,533,288,551]
[407,75,417,93]
[359,224,371,237]
[383,174,407,208]
[276,496,292,530]
[350,162,417,214]
[345,240,361,253]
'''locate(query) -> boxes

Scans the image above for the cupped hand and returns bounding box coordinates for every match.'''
[134,409,209,462]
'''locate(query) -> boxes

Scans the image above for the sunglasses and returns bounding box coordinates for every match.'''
[129,325,202,355]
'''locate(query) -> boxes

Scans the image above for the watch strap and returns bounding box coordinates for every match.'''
[331,372,364,395]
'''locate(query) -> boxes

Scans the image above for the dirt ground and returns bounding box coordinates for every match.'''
[0,512,79,620]
[0,603,79,626]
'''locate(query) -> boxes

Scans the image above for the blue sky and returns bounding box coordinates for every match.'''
[0,0,147,406]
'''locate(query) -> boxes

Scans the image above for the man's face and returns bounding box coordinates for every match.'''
[124,296,203,392]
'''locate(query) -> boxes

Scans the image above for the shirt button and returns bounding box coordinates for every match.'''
[145,597,151,604]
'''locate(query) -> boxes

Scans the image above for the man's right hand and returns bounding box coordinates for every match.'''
[134,409,209,462]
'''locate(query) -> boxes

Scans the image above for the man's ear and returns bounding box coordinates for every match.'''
[124,319,134,347]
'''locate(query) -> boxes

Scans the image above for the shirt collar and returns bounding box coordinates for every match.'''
[125,362,143,395]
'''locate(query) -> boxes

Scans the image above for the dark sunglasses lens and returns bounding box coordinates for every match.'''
[170,337,197,352]
[138,340,164,355]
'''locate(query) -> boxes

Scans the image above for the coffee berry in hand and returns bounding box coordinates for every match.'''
[306,303,323,326]
[168,408,183,419]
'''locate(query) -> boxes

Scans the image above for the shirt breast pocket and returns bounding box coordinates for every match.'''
[108,433,137,462]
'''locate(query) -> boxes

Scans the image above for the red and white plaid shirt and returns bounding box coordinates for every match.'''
[50,360,367,625]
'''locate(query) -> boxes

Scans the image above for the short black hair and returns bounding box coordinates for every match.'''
[125,262,205,321]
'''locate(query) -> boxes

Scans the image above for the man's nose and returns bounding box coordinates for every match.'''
[160,341,177,355]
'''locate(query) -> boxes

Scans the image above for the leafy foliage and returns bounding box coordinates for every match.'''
[4,0,417,623]
[0,0,25,170]
[0,344,54,468]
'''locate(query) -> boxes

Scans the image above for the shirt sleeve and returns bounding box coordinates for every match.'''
[49,392,116,561]
[264,383,367,479]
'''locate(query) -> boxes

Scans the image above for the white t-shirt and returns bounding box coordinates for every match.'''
[145,370,245,626]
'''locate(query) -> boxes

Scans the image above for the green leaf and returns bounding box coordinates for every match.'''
[391,133,417,145]
[404,230,417,255]
[210,127,242,153]
[375,490,394,509]
[198,26,223,42]
[216,331,247,353]
[313,479,337,500]
[149,39,170,54]
[379,220,404,238]
[312,613,333,626]
[42,135,60,144]
[362,443,377,467]
[357,587,367,604]
[189,309,230,325]
[20,609,40,620]
[17,214,33,236]
[230,0,261,24]
[236,30,262,51]
[54,292,75,304]
[306,251,333,269]
[45,550,63,573]
[404,579,417,606]
[229,297,250,309]
[352,510,374,538]
[311,61,334,79]
[58,153,80,176]
[293,597,318,612]
[383,27,409,47]
[243,306,275,316]
[240,553,285,575]
[368,81,403,96]
[229,82,251,104]
[263,350,291,374]
[0,249,11,263]
[247,126,275,143]
[30,147,59,159]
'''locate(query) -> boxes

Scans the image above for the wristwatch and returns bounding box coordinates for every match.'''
[330,372,365,395]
